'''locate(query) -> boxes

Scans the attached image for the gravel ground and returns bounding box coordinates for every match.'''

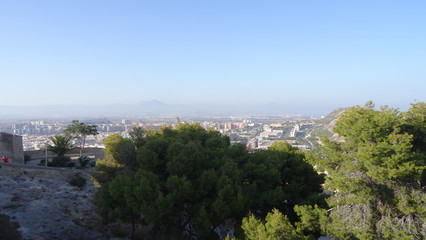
[0,174,116,240]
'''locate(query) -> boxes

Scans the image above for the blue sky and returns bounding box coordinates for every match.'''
[1,1,425,114]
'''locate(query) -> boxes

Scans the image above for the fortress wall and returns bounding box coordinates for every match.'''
[0,132,24,164]
[12,135,24,163]
[0,163,90,180]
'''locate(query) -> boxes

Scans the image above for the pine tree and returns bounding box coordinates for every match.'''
[311,102,426,239]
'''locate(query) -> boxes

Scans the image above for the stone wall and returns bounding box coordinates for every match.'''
[0,132,24,164]
[0,163,90,180]
[25,147,105,161]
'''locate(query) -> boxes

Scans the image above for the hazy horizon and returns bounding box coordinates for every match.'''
[0,99,422,120]
[0,100,338,118]
[1,1,425,113]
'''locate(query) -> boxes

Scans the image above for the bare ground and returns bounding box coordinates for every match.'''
[0,174,124,240]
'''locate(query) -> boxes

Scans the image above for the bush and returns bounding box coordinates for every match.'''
[88,161,96,167]
[48,156,71,167]
[0,213,21,240]
[24,154,31,164]
[66,162,76,168]
[78,155,92,168]
[69,173,87,188]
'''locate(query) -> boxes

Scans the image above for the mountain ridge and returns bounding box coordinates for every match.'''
[0,101,333,118]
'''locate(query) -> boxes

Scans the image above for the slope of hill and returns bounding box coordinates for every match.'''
[0,171,132,240]
[307,108,347,149]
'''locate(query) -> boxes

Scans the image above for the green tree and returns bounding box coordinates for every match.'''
[240,205,327,240]
[96,173,139,239]
[293,204,328,238]
[241,208,306,240]
[310,102,426,239]
[95,123,325,239]
[95,124,244,239]
[242,142,325,221]
[64,120,98,156]
[47,135,75,157]
[47,134,75,167]
[92,133,127,186]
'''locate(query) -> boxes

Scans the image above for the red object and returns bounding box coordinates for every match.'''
[2,156,9,163]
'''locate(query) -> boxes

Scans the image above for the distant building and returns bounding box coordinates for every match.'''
[285,139,297,145]
[259,130,283,140]
[293,144,311,151]
[246,138,258,150]
[290,124,300,137]
[0,132,24,164]
[107,125,125,132]
[216,122,247,130]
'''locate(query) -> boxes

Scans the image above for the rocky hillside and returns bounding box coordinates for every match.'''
[0,170,126,240]
[307,108,347,148]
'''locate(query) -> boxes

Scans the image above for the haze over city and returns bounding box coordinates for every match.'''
[1,1,425,116]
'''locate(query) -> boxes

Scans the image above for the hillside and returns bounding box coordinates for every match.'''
[307,108,347,149]
[0,168,131,240]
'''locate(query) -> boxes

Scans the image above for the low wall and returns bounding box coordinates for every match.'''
[25,147,105,161]
[0,163,91,181]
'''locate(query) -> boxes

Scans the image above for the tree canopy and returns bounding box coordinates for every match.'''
[309,102,426,239]
[64,120,98,156]
[94,123,324,239]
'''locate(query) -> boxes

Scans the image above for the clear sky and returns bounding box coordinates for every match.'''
[1,1,425,114]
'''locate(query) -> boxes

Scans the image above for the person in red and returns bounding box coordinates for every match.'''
[2,155,9,163]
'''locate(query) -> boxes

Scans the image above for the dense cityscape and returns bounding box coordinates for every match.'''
[0,115,321,153]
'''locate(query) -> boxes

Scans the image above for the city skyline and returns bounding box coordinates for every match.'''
[1,1,425,113]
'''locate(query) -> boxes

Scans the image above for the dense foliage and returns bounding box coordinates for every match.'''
[242,208,303,240]
[309,102,426,239]
[94,123,324,239]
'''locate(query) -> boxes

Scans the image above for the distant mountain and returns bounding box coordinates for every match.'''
[316,108,347,127]
[0,101,175,119]
[0,101,333,119]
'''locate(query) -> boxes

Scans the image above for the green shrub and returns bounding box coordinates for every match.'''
[78,155,92,168]
[88,161,96,167]
[69,173,87,188]
[48,156,71,167]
